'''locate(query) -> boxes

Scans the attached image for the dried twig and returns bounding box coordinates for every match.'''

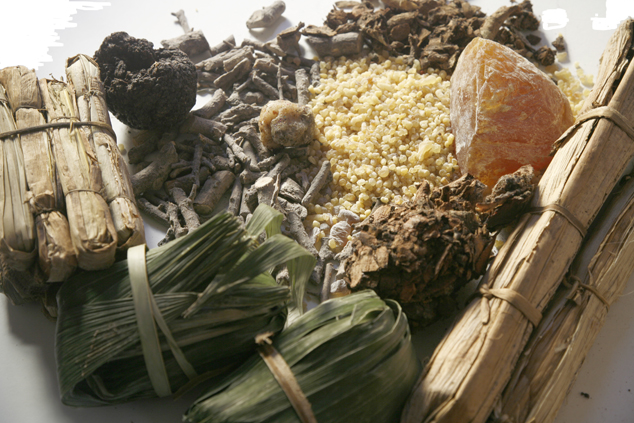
[172,9,191,33]
[246,1,286,30]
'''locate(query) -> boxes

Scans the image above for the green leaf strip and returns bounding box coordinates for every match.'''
[257,335,318,423]
[128,244,198,397]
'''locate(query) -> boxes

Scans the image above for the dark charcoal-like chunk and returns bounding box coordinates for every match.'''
[94,32,197,130]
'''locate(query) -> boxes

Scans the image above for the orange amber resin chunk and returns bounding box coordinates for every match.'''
[450,38,574,187]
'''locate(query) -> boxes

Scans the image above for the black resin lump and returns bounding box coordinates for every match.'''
[93,31,197,130]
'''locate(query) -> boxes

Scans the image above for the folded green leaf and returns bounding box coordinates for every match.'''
[185,290,422,423]
[55,205,315,407]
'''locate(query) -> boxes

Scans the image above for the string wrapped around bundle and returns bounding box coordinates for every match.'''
[0,66,77,289]
[39,78,117,270]
[491,154,634,423]
[65,54,145,251]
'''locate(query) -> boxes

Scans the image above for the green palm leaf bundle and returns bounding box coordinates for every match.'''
[55,204,315,407]
[184,290,422,423]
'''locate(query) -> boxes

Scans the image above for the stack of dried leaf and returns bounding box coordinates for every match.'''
[0,57,145,314]
[303,0,554,71]
[342,166,535,327]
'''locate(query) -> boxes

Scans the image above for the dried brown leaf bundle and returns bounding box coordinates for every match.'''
[66,54,145,251]
[39,78,117,270]
[0,66,77,283]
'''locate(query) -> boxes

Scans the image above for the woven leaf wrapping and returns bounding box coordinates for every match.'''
[56,205,315,406]
[185,290,421,423]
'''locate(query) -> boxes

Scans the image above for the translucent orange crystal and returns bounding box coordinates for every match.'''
[450,38,574,187]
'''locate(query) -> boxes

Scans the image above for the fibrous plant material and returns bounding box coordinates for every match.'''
[0,66,76,287]
[343,174,494,327]
[66,54,145,251]
[491,166,634,423]
[451,37,574,187]
[55,205,315,406]
[401,19,634,423]
[94,32,197,130]
[39,78,117,271]
[0,79,38,303]
[184,290,421,423]
[246,1,286,30]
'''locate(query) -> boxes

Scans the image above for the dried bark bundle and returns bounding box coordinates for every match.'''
[0,66,77,284]
[401,18,634,423]
[309,0,547,72]
[0,81,38,302]
[39,78,117,271]
[343,174,494,327]
[66,54,145,250]
[491,168,634,423]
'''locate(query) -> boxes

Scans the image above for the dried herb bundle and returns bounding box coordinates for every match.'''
[401,18,634,423]
[39,78,117,270]
[343,174,493,327]
[490,171,634,422]
[184,290,421,423]
[0,82,37,298]
[65,54,145,250]
[56,205,315,406]
[0,66,76,284]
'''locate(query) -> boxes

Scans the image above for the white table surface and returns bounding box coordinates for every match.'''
[1,1,634,422]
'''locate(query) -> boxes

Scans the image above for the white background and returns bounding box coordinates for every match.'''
[1,1,633,422]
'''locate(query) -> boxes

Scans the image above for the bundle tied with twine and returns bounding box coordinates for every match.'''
[0,66,76,291]
[401,18,634,423]
[0,73,39,303]
[55,204,315,406]
[65,54,145,251]
[39,77,117,270]
[184,290,421,423]
[489,166,634,421]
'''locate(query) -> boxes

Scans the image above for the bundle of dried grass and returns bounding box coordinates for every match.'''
[39,78,117,270]
[0,66,76,284]
[490,170,634,422]
[0,81,37,303]
[65,54,145,250]
[401,18,634,423]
